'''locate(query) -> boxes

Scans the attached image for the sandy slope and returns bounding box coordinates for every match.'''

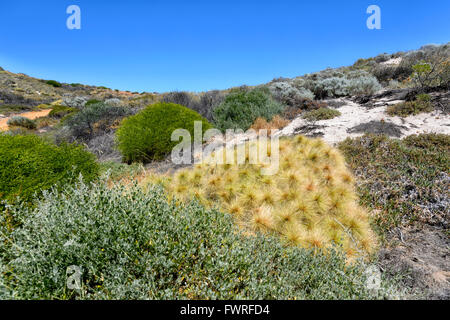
[0,109,52,131]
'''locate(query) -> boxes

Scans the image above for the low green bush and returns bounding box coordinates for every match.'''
[212,87,284,131]
[116,102,212,162]
[6,116,36,129]
[339,134,449,234]
[0,134,99,205]
[0,181,401,299]
[302,107,341,121]
[0,105,33,115]
[386,94,433,117]
[46,80,62,88]
[85,99,101,107]
[49,105,78,119]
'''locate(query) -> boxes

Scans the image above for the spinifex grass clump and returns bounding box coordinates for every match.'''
[145,135,376,257]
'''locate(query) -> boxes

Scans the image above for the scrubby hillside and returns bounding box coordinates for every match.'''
[0,43,449,300]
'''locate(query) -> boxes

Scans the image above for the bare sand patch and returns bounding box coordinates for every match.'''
[0,109,52,131]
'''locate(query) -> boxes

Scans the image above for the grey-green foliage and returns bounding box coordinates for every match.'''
[268,81,315,101]
[304,69,382,98]
[0,181,400,300]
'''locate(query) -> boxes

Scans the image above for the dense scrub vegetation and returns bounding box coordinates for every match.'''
[339,134,450,234]
[0,134,99,205]
[116,102,212,162]
[213,87,284,131]
[145,136,376,258]
[0,181,400,299]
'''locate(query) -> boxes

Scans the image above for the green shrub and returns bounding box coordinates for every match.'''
[85,99,101,107]
[0,134,99,205]
[0,105,33,115]
[6,116,36,129]
[49,105,78,119]
[46,80,62,88]
[0,181,401,299]
[212,88,284,131]
[386,94,433,117]
[63,102,131,141]
[302,107,341,121]
[116,102,212,162]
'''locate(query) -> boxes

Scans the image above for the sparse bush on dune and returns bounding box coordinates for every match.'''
[0,180,399,299]
[213,87,284,131]
[62,102,131,141]
[116,102,212,163]
[162,90,225,121]
[6,116,36,129]
[145,136,377,258]
[0,134,99,205]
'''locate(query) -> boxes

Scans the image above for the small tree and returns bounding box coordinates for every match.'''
[411,46,450,91]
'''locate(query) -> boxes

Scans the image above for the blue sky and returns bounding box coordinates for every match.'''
[0,0,449,93]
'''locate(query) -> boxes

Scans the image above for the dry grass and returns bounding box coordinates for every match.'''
[143,135,377,258]
[250,115,289,133]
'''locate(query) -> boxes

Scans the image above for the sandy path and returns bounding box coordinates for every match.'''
[0,109,52,131]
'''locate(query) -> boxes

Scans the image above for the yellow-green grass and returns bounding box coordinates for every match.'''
[143,135,377,258]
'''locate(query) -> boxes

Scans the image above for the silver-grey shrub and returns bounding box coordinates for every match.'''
[0,181,400,300]
[347,76,382,96]
[268,81,315,101]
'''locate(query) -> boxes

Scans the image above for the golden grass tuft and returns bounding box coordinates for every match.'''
[143,135,377,258]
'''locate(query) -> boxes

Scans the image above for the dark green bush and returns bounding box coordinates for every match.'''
[0,181,401,299]
[213,88,284,131]
[386,94,433,117]
[49,105,78,119]
[6,116,36,129]
[302,107,341,121]
[0,134,99,205]
[116,102,212,162]
[46,80,62,88]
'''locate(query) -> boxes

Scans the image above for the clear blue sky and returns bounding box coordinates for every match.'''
[0,0,449,93]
